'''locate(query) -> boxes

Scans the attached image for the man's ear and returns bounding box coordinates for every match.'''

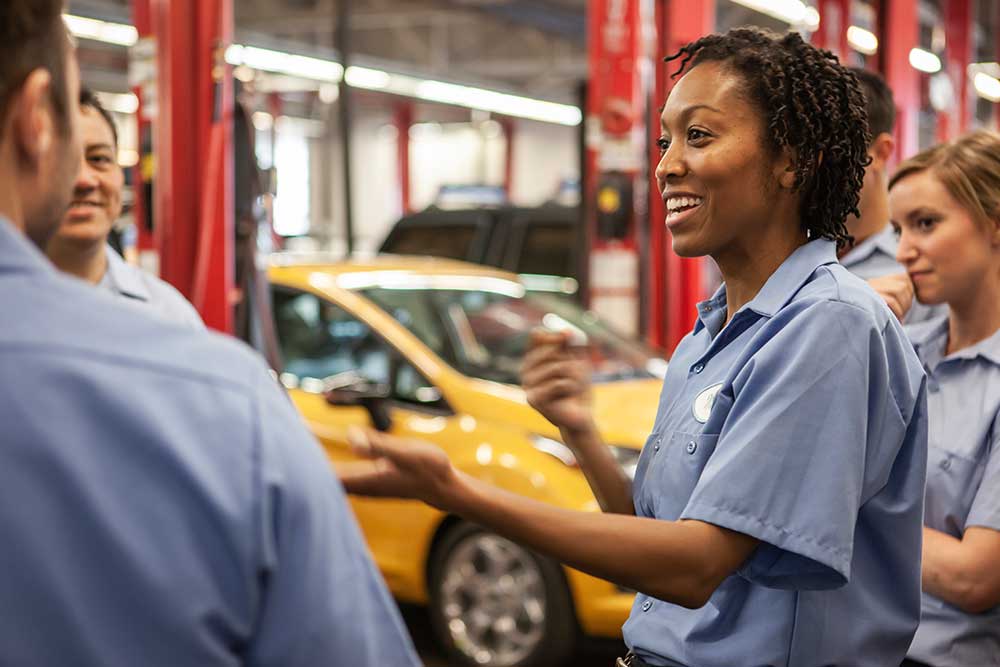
[11,69,55,164]
[869,132,895,170]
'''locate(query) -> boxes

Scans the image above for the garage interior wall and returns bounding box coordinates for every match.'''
[280,107,578,254]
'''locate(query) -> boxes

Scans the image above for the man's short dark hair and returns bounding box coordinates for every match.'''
[850,67,896,140]
[80,88,119,149]
[0,0,70,134]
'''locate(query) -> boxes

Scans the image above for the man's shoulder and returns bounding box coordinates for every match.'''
[2,268,263,393]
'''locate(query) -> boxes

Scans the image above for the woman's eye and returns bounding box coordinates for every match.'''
[89,155,113,167]
[915,217,937,232]
[890,225,901,238]
[687,128,709,142]
[656,138,670,154]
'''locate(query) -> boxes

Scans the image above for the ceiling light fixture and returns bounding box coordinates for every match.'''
[728,0,820,30]
[846,26,878,55]
[973,72,1000,102]
[909,48,942,74]
[68,14,582,126]
[64,14,138,46]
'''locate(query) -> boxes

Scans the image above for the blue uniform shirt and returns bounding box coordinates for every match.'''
[840,225,945,324]
[99,244,204,329]
[623,239,928,667]
[0,219,420,667]
[905,316,1000,667]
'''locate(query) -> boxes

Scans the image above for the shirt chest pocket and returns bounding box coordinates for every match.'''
[925,446,984,536]
[648,430,720,519]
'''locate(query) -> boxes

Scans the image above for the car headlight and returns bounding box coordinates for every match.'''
[530,435,641,480]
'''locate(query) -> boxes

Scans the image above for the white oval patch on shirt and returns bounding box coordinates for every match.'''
[692,383,724,423]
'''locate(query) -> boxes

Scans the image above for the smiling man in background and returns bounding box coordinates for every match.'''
[46,88,203,328]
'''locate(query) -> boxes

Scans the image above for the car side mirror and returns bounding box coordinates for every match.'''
[322,371,393,432]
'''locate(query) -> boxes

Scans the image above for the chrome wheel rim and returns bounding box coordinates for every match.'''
[439,533,548,666]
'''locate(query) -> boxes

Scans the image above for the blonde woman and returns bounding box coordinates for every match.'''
[887,131,1000,667]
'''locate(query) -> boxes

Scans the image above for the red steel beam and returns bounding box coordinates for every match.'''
[938,0,971,141]
[656,0,715,353]
[151,0,234,332]
[815,0,852,62]
[394,102,412,214]
[880,0,920,162]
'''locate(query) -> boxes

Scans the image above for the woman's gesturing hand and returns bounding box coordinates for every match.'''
[521,329,595,435]
[338,427,460,510]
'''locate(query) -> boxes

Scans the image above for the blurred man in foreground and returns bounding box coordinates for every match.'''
[0,3,419,665]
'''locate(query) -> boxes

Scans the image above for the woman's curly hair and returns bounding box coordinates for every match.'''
[666,28,871,247]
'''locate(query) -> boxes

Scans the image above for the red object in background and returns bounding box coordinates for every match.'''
[395,102,413,214]
[937,0,971,142]
[650,0,715,354]
[585,0,648,341]
[814,0,852,62]
[879,0,920,164]
[144,0,235,333]
[500,117,516,202]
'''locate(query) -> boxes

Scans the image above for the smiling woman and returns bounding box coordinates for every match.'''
[338,27,929,667]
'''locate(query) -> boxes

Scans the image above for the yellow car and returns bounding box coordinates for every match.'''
[267,255,665,667]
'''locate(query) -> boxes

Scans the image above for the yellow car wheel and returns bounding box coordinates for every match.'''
[429,522,577,667]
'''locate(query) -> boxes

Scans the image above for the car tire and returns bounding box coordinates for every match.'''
[428,521,577,667]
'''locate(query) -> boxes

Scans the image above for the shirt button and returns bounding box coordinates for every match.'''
[641,600,652,611]
[941,458,951,471]
[686,441,697,454]
[693,363,705,374]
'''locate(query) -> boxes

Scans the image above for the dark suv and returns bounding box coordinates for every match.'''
[379,204,582,288]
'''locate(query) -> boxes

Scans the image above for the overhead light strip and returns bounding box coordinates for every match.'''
[727,0,820,30]
[66,14,581,126]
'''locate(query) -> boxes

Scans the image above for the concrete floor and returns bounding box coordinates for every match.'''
[400,604,625,667]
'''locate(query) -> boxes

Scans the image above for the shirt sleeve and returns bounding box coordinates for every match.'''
[246,370,420,667]
[966,415,1000,532]
[679,300,910,590]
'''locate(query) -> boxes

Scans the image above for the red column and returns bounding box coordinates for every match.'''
[151,0,234,332]
[938,0,971,142]
[880,0,920,162]
[394,102,412,214]
[814,0,852,62]
[131,0,153,258]
[654,0,715,353]
[500,118,516,202]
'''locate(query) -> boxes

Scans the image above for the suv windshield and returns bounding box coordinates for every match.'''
[362,287,660,385]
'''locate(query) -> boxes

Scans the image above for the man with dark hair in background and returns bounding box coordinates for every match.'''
[842,66,944,323]
[0,3,420,666]
[46,88,203,328]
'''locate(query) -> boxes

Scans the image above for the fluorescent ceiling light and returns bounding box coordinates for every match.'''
[344,66,391,90]
[909,48,942,74]
[414,80,582,125]
[67,15,580,126]
[226,45,343,82]
[847,26,878,55]
[97,92,140,114]
[973,72,1000,102]
[728,0,819,30]
[64,14,138,46]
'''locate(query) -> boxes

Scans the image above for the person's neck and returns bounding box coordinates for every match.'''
[716,222,809,324]
[839,201,890,259]
[946,271,1000,355]
[0,161,25,233]
[46,237,108,285]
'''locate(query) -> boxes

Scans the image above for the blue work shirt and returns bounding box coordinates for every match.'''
[840,225,945,324]
[0,219,420,667]
[905,316,1000,667]
[99,244,204,329]
[623,239,928,667]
